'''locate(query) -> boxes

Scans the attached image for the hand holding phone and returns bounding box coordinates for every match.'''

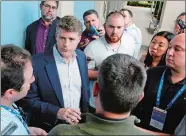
[177,19,186,29]
[88,26,99,36]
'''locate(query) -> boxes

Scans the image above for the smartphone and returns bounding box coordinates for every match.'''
[1,121,18,135]
[88,26,99,36]
[177,19,186,29]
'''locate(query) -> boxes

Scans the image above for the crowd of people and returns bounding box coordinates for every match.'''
[1,1,185,135]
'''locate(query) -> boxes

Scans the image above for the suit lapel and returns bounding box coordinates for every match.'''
[44,51,64,107]
[76,51,85,86]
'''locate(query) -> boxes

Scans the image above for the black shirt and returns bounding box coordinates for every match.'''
[132,66,186,134]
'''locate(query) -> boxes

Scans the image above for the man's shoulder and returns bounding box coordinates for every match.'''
[27,19,40,29]
[85,36,104,50]
[32,52,46,61]
[75,49,86,57]
[32,51,53,63]
[147,66,167,78]
[147,66,166,73]
[127,24,141,34]
[49,124,84,135]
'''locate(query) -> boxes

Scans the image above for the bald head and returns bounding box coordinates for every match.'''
[105,12,124,23]
[166,33,185,72]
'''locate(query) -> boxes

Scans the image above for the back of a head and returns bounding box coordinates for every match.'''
[56,15,83,35]
[120,8,133,18]
[176,12,186,20]
[83,9,99,20]
[98,54,147,113]
[1,44,32,96]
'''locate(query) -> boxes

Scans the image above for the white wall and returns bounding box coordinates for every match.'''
[57,1,74,17]
[159,1,185,32]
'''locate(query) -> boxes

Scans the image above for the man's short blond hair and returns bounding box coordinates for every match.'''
[56,15,83,35]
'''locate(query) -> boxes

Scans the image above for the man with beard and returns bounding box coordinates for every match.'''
[84,11,136,113]
[25,1,60,55]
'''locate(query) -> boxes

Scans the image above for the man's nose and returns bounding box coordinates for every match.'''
[167,47,174,56]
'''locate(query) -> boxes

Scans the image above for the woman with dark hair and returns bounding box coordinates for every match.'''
[140,31,175,69]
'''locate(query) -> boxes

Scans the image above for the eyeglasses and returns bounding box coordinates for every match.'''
[43,4,57,10]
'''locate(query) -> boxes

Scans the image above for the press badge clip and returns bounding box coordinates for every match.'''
[150,107,167,130]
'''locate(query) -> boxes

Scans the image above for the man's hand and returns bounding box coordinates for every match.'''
[98,25,105,36]
[79,38,90,48]
[28,127,47,135]
[57,108,81,125]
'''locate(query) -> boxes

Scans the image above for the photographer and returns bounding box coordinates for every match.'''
[78,9,105,51]
[174,12,186,35]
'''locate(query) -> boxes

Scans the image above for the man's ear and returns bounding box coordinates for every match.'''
[93,81,100,97]
[103,23,106,30]
[40,3,42,10]
[138,92,144,102]
[3,89,17,99]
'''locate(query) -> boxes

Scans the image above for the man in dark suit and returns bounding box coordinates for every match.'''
[25,1,60,55]
[21,15,89,132]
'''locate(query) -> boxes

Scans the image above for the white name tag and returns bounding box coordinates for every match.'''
[150,107,167,130]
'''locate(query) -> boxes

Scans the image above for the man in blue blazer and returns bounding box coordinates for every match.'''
[25,1,60,55]
[21,15,89,132]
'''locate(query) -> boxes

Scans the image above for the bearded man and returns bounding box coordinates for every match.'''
[25,1,60,55]
[84,11,136,112]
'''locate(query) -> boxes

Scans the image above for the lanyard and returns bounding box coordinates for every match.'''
[1,104,30,134]
[156,69,186,110]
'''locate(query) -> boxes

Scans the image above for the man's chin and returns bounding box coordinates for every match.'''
[43,16,55,22]
[109,38,120,43]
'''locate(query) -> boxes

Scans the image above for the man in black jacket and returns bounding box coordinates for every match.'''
[25,1,60,55]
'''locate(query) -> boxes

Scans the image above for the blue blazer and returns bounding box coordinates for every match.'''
[25,17,60,55]
[23,49,89,131]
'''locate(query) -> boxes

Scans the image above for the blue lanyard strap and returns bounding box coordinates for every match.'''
[156,69,186,110]
[1,105,30,134]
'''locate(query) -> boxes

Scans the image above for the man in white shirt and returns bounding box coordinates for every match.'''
[120,8,142,59]
[84,11,136,111]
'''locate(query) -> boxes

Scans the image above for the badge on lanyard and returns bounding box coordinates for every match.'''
[150,107,167,130]
[150,68,186,130]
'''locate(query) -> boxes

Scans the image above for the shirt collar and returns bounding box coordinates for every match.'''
[53,44,77,64]
[39,18,51,28]
[166,68,186,85]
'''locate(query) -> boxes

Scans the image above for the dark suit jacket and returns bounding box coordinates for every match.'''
[22,48,89,131]
[25,17,60,55]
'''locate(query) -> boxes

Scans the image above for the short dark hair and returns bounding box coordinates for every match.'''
[105,11,124,23]
[177,12,186,20]
[41,1,59,8]
[1,44,32,96]
[120,8,133,17]
[83,9,99,21]
[98,54,147,113]
[144,31,175,67]
[56,15,83,36]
